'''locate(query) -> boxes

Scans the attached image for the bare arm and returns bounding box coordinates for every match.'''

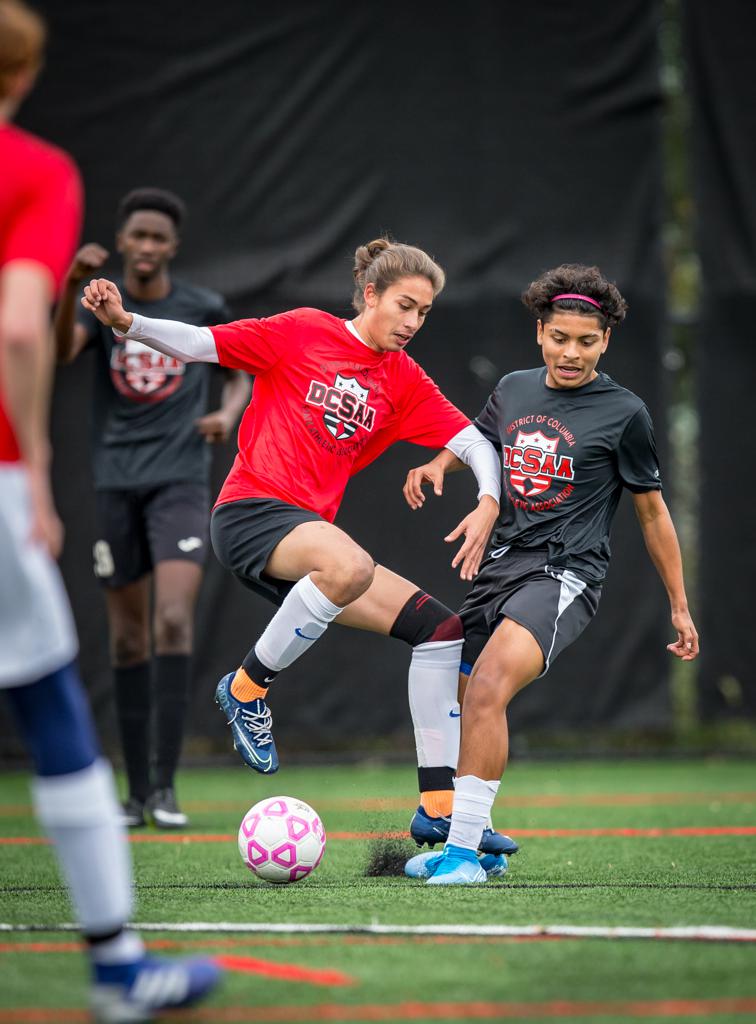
[195,368,251,443]
[53,243,109,363]
[633,489,699,661]
[0,261,62,556]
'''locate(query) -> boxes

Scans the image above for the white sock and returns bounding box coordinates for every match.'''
[89,929,145,965]
[408,639,463,770]
[447,774,500,852]
[32,759,137,937]
[255,574,344,671]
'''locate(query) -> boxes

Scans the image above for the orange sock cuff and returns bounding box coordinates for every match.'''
[230,667,269,702]
[421,790,454,818]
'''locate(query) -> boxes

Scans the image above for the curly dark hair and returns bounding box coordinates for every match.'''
[116,187,186,232]
[521,264,628,329]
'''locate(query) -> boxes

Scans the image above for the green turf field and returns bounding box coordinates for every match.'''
[1,758,755,1022]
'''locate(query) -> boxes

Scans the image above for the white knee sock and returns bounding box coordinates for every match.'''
[408,639,463,771]
[255,574,344,671]
[447,774,500,851]
[32,759,136,937]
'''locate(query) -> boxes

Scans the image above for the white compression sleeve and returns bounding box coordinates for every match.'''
[114,312,219,363]
[445,425,502,502]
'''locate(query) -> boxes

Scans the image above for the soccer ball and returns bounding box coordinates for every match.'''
[238,796,326,883]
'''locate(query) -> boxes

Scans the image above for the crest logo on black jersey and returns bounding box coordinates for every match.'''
[305,374,375,440]
[503,429,575,497]
[110,339,184,403]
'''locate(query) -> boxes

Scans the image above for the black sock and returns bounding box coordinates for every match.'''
[418,766,455,794]
[113,662,151,803]
[153,654,191,791]
[241,648,278,689]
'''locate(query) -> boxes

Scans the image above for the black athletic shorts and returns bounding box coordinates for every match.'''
[459,546,601,676]
[92,481,211,588]
[210,497,324,607]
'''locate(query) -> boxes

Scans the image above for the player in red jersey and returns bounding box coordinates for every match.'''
[0,2,220,1017]
[81,238,518,858]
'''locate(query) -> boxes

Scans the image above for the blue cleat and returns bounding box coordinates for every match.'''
[91,955,221,1023]
[409,805,519,857]
[405,848,508,880]
[426,844,488,885]
[215,672,279,774]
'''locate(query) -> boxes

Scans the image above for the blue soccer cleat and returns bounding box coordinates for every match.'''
[409,805,519,857]
[405,848,508,880]
[91,955,221,1023]
[215,672,279,774]
[425,844,488,885]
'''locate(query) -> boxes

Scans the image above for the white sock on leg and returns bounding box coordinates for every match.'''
[255,574,344,671]
[447,774,500,852]
[407,639,463,770]
[32,760,140,940]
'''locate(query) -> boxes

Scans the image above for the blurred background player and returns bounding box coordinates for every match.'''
[54,188,250,829]
[79,238,517,859]
[0,0,221,1016]
[403,264,699,884]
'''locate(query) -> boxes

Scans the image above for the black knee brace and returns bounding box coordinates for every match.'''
[390,590,463,647]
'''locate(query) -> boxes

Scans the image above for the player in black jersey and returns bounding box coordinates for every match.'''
[403,263,699,884]
[54,188,250,829]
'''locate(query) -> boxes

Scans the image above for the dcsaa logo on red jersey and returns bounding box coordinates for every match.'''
[305,373,376,440]
[504,429,575,497]
[110,339,185,403]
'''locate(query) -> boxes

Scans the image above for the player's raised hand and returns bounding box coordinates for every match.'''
[403,462,445,510]
[81,278,132,333]
[67,242,109,283]
[667,609,699,661]
[445,494,499,581]
[195,409,233,444]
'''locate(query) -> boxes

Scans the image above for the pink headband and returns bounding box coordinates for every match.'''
[551,292,602,311]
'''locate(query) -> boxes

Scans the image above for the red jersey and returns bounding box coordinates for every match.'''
[211,308,469,521]
[0,124,83,463]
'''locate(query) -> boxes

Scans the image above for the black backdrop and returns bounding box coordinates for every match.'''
[6,1,675,757]
[684,0,756,719]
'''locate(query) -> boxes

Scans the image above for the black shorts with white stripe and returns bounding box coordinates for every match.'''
[458,546,601,676]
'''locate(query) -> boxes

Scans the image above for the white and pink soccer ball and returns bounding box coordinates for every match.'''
[238,796,326,883]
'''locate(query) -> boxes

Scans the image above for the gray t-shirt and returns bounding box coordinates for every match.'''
[78,277,230,490]
[475,367,661,585]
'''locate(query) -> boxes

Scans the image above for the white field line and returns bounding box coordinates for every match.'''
[1,922,755,942]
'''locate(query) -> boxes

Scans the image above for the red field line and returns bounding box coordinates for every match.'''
[2,825,755,846]
[2,791,756,818]
[2,996,756,1021]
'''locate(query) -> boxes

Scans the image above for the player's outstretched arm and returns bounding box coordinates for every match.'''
[81,278,219,364]
[633,489,699,661]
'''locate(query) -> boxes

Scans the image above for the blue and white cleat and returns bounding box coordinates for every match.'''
[215,672,279,774]
[405,848,508,880]
[409,805,519,857]
[91,955,221,1023]
[425,844,488,885]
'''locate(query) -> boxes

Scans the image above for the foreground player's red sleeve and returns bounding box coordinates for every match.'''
[0,147,82,293]
[396,361,470,446]
[348,360,470,477]
[210,309,302,375]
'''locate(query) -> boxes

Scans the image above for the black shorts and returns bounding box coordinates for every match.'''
[93,481,211,588]
[210,497,324,607]
[459,546,601,676]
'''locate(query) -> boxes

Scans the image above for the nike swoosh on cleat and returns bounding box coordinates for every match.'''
[295,627,318,640]
[448,710,461,718]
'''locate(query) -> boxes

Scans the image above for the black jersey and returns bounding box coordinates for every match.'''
[77,277,230,490]
[475,367,661,585]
